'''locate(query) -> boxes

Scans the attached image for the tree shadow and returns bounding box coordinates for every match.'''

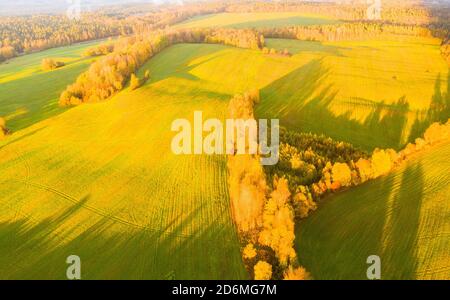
[409,71,450,142]
[295,162,424,279]
[0,193,247,279]
[256,59,411,151]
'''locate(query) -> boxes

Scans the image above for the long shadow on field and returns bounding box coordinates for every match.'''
[256,59,411,151]
[0,195,247,279]
[146,44,227,86]
[409,72,450,141]
[0,60,92,132]
[296,162,424,279]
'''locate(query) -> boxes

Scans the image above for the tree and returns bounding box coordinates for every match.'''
[130,73,141,91]
[331,162,352,187]
[371,149,393,178]
[254,261,272,280]
[243,243,257,260]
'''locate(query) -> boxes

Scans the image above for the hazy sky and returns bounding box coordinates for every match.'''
[0,0,172,16]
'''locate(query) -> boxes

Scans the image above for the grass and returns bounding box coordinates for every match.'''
[256,38,449,151]
[173,12,339,29]
[296,141,450,279]
[0,35,448,278]
[0,39,107,131]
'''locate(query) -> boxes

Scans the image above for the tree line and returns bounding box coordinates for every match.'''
[258,22,433,43]
[59,28,263,106]
[0,2,226,63]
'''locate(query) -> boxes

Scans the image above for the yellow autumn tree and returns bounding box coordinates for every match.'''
[331,162,352,187]
[254,261,272,280]
[371,149,393,178]
[356,158,373,182]
[293,187,317,219]
[243,243,257,260]
[283,266,311,280]
[259,177,297,267]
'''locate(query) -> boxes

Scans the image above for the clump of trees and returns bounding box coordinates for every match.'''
[0,117,10,139]
[83,43,115,57]
[41,58,65,71]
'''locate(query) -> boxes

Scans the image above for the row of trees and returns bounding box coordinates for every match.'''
[226,90,310,280]
[59,28,263,106]
[0,1,227,63]
[265,118,450,222]
[258,22,433,43]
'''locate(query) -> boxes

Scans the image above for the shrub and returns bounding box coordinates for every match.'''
[42,58,65,71]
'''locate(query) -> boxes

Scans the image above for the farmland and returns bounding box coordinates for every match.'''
[296,141,450,279]
[174,12,339,29]
[0,39,108,131]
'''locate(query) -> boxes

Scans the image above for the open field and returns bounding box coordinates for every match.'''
[173,12,339,29]
[256,37,449,151]
[0,39,107,131]
[296,141,450,279]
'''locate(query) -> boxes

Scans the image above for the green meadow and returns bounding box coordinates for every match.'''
[296,141,450,279]
[0,39,106,131]
[174,12,339,29]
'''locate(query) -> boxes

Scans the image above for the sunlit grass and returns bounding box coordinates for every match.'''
[173,12,339,29]
[0,40,107,131]
[296,141,450,279]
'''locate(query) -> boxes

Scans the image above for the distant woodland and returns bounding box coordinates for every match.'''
[1,1,449,62]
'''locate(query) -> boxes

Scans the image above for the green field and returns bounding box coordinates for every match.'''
[257,38,449,151]
[0,40,107,131]
[296,141,450,279]
[174,12,339,29]
[0,35,448,279]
